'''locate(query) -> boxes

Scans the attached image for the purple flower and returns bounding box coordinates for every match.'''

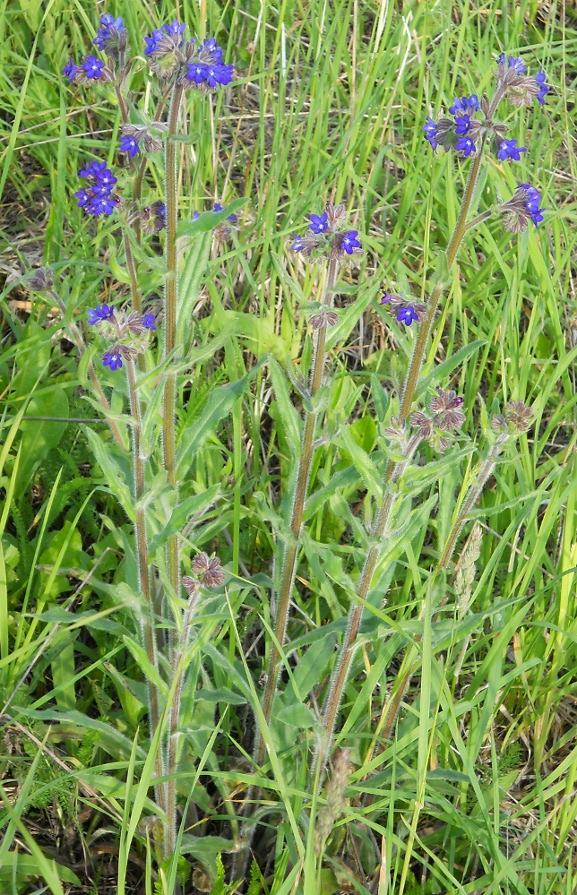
[75,160,118,218]
[202,38,224,63]
[63,58,77,83]
[142,314,156,330]
[535,68,549,104]
[144,29,164,55]
[82,55,105,80]
[213,202,237,222]
[119,135,140,157]
[192,210,201,221]
[455,136,476,157]
[448,95,480,115]
[309,212,329,234]
[423,116,438,149]
[87,303,115,325]
[500,183,545,232]
[144,20,186,57]
[204,63,234,87]
[520,183,545,225]
[102,350,123,371]
[498,53,527,74]
[454,114,471,135]
[396,306,419,326]
[340,231,361,254]
[291,236,305,252]
[497,139,527,161]
[93,14,127,56]
[163,20,186,37]
[186,62,209,84]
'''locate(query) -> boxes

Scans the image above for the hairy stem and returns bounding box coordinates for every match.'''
[163,83,185,604]
[125,356,166,816]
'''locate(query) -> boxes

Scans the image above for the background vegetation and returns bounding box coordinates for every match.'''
[0,0,576,893]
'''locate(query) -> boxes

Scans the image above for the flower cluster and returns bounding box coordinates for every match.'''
[290,204,362,264]
[491,400,533,435]
[182,553,226,597]
[499,183,545,232]
[496,54,549,107]
[380,292,427,327]
[143,21,233,88]
[87,304,156,371]
[410,389,466,452]
[93,14,128,60]
[423,53,548,232]
[74,161,119,217]
[119,123,165,158]
[385,390,465,454]
[63,54,113,85]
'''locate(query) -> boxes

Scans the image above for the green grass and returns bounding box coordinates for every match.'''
[0,0,576,893]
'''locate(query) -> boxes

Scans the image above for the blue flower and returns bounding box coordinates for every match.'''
[423,117,438,149]
[500,183,546,232]
[144,29,164,55]
[213,202,237,221]
[309,212,329,234]
[142,314,156,330]
[63,58,77,83]
[396,306,419,326]
[144,20,186,56]
[498,53,527,74]
[453,114,471,135]
[82,55,105,80]
[163,20,186,37]
[119,135,140,157]
[102,350,123,371]
[75,160,118,217]
[449,95,480,115]
[93,14,127,56]
[291,236,305,252]
[520,183,545,226]
[87,303,115,325]
[202,37,224,63]
[455,136,476,157]
[535,69,549,105]
[192,210,201,221]
[185,59,233,87]
[340,231,361,254]
[497,139,527,161]
[186,62,209,84]
[204,63,234,87]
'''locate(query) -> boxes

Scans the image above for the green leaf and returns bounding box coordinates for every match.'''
[333,425,382,498]
[416,340,485,401]
[15,388,69,490]
[176,359,266,479]
[276,703,318,729]
[122,634,168,695]
[269,358,302,455]
[83,427,134,517]
[148,483,222,555]
[194,687,247,706]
